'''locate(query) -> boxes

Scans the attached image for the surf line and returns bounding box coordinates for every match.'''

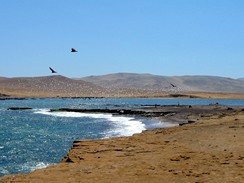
[34,108,147,137]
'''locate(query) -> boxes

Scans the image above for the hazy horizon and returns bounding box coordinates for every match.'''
[0,72,243,80]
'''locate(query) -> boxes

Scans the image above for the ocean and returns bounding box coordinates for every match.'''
[1,98,244,176]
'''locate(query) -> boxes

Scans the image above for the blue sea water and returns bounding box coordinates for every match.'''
[0,98,244,176]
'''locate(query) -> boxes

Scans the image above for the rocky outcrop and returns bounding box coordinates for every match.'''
[49,104,244,125]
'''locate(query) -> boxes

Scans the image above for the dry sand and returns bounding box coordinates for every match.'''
[1,106,244,183]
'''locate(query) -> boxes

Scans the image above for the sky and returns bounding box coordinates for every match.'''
[0,0,243,79]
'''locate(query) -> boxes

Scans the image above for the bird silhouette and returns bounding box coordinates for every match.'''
[71,48,78,52]
[170,83,176,87]
[49,67,57,73]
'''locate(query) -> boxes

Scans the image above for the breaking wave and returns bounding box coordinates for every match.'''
[34,109,146,137]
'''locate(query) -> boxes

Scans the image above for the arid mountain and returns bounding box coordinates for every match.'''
[174,76,244,93]
[81,73,244,93]
[1,74,244,98]
[0,75,106,97]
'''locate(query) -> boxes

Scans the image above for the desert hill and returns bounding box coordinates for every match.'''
[0,75,106,97]
[0,74,244,98]
[81,73,244,93]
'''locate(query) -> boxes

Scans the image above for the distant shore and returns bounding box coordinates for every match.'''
[1,104,244,182]
[1,91,244,100]
[1,74,244,100]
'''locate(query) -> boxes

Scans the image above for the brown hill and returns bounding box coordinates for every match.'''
[80,73,177,90]
[1,74,244,98]
[80,73,244,93]
[0,75,106,98]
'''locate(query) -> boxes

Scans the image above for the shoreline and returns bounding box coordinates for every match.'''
[1,104,244,182]
[1,91,244,100]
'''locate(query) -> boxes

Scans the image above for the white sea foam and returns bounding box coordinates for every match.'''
[0,168,9,175]
[103,117,146,138]
[34,109,113,118]
[21,162,51,172]
[34,109,146,137]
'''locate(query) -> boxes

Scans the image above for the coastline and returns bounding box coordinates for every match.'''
[1,104,244,182]
[1,91,244,100]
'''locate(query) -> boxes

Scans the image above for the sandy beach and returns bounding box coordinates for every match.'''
[1,104,244,183]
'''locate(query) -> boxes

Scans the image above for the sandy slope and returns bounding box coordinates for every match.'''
[1,75,244,99]
[81,73,244,93]
[1,106,244,183]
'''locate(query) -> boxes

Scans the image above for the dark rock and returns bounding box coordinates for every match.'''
[65,157,74,163]
[7,107,32,110]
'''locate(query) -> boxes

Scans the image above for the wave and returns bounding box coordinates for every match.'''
[20,162,51,173]
[35,109,114,118]
[102,116,146,138]
[0,168,9,176]
[0,162,51,177]
[34,109,146,137]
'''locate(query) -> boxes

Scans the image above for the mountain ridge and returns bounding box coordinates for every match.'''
[0,73,244,98]
[80,73,244,93]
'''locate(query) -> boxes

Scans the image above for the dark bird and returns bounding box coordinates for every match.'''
[49,67,57,73]
[71,48,78,52]
[170,83,176,87]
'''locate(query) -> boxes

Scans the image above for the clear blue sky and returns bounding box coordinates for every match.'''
[0,0,243,78]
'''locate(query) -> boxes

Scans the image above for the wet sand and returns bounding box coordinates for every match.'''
[1,105,244,183]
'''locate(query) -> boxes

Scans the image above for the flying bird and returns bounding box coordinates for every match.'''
[71,48,78,52]
[170,83,176,87]
[49,67,57,73]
